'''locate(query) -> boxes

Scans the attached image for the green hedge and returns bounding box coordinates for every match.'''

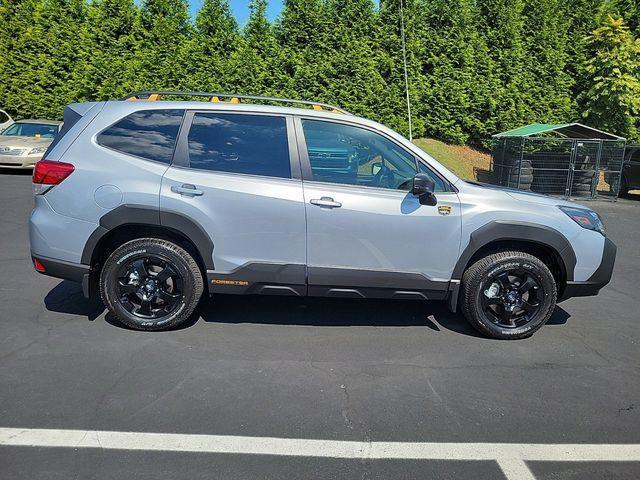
[0,0,638,144]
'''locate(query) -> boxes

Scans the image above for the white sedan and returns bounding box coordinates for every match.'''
[0,119,62,169]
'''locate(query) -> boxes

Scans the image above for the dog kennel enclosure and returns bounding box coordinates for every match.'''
[490,123,626,199]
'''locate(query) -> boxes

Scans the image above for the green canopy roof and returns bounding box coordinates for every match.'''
[493,123,625,140]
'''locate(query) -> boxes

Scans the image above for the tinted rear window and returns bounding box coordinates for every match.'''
[187,113,290,178]
[97,110,184,164]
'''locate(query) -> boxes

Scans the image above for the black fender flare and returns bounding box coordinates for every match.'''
[448,221,576,311]
[81,205,214,270]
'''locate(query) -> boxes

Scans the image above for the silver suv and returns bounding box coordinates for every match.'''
[29,92,616,339]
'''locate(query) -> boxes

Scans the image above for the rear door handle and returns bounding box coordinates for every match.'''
[310,197,342,208]
[171,184,204,197]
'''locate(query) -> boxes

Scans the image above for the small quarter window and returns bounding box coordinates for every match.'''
[97,109,184,164]
[187,113,291,179]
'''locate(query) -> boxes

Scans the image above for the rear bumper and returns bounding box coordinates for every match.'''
[560,237,616,301]
[31,255,89,283]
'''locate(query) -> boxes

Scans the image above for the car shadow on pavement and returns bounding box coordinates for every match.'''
[197,294,570,338]
[44,281,570,338]
[44,280,105,321]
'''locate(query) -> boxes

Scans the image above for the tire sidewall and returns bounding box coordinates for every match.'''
[101,241,198,330]
[469,257,556,339]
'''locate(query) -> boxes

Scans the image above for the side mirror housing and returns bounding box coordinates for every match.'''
[412,173,436,205]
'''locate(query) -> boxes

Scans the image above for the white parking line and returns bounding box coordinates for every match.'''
[1,428,639,480]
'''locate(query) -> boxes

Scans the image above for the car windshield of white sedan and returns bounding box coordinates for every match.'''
[2,122,57,138]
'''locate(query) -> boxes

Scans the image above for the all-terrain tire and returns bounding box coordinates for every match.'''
[461,250,557,340]
[100,238,204,331]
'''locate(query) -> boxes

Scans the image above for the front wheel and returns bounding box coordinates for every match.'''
[461,251,557,339]
[100,238,204,331]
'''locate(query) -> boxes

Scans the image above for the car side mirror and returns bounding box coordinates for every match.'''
[412,173,436,205]
[371,162,383,175]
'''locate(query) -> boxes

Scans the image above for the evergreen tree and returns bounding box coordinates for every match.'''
[83,0,138,100]
[230,0,283,95]
[180,0,239,92]
[274,0,330,100]
[129,0,190,91]
[377,0,425,137]
[3,0,89,119]
[522,0,575,123]
[613,0,640,32]
[411,0,482,143]
[475,0,530,134]
[322,0,387,120]
[0,0,43,113]
[564,0,611,102]
[581,15,640,140]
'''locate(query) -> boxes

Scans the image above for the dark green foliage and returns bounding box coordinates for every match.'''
[130,0,191,91]
[3,0,89,119]
[581,16,640,141]
[180,0,239,91]
[83,0,139,100]
[0,0,638,142]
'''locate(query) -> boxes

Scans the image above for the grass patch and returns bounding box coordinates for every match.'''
[413,138,491,180]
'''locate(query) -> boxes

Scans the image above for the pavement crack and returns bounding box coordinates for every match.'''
[617,403,637,416]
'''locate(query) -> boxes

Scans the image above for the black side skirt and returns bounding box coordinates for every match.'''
[207,263,449,300]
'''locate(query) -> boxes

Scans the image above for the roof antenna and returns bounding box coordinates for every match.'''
[399,0,413,140]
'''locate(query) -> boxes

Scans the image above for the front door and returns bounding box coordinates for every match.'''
[161,111,307,296]
[297,117,462,299]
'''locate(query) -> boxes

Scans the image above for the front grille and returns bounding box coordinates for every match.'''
[0,147,26,156]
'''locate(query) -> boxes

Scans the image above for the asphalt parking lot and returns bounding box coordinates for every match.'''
[0,170,638,479]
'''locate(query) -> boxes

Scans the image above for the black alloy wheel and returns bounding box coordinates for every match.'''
[461,250,557,339]
[100,238,204,331]
[116,256,184,319]
[480,268,543,329]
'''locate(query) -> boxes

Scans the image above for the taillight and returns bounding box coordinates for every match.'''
[32,160,74,194]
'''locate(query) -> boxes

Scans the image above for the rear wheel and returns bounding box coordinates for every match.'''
[461,251,557,339]
[100,238,204,331]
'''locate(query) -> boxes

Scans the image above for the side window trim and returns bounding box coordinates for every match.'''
[294,115,453,192]
[175,110,301,180]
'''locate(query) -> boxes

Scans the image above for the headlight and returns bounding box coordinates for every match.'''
[28,147,47,155]
[558,205,605,236]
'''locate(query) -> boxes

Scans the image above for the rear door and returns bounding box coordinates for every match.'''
[160,110,307,296]
[297,117,461,299]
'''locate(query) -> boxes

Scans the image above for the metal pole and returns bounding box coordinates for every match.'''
[399,0,412,140]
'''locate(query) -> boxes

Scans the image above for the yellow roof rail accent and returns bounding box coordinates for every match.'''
[121,92,350,114]
[124,93,161,101]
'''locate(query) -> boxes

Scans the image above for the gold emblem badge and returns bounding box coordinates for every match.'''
[438,205,452,216]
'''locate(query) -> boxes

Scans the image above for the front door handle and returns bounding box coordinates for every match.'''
[310,197,342,208]
[171,184,204,197]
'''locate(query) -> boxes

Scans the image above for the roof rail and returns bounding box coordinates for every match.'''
[122,91,350,114]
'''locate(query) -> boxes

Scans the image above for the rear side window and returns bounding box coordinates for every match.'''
[0,111,9,123]
[187,113,291,178]
[97,109,184,164]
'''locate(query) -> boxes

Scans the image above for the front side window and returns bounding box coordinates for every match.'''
[2,122,58,138]
[97,109,184,164]
[302,119,436,191]
[187,113,291,179]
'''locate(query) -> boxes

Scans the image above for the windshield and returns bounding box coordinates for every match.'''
[2,122,58,138]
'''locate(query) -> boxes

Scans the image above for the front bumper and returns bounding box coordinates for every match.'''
[0,154,40,168]
[560,237,617,301]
